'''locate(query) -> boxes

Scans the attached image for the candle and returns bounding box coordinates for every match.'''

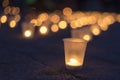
[71,26,93,42]
[63,38,88,70]
[24,30,32,38]
[22,22,35,38]
[67,58,82,66]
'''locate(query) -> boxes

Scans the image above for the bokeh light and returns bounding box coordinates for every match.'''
[87,16,97,25]
[38,13,49,22]
[0,15,7,23]
[11,7,20,15]
[4,6,11,14]
[36,19,42,26]
[91,24,101,36]
[14,14,21,22]
[2,0,9,7]
[39,26,48,34]
[99,24,109,31]
[77,17,88,26]
[0,2,119,40]
[51,24,59,32]
[58,21,67,29]
[70,21,78,29]
[83,34,92,41]
[30,19,38,26]
[116,14,120,22]
[49,14,60,23]
[9,20,17,28]
[103,15,115,25]
[63,7,72,16]
[24,30,32,38]
[97,18,109,31]
[91,11,102,19]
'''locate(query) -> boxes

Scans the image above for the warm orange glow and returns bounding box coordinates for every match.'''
[83,34,92,41]
[99,24,109,31]
[116,14,120,22]
[38,13,48,22]
[15,7,20,14]
[58,21,67,29]
[91,25,101,36]
[103,15,115,25]
[11,7,20,15]
[0,15,7,23]
[102,12,110,17]
[2,0,9,7]
[64,15,74,23]
[4,6,11,14]
[73,12,85,19]
[77,17,88,26]
[9,20,16,28]
[63,7,72,16]
[36,19,42,26]
[87,16,97,24]
[30,19,37,26]
[70,21,78,29]
[91,11,102,19]
[67,58,82,66]
[51,24,59,32]
[39,26,48,34]
[24,30,32,38]
[63,38,87,69]
[93,28,100,36]
[97,18,103,25]
[50,14,60,23]
[98,18,109,31]
[14,14,21,22]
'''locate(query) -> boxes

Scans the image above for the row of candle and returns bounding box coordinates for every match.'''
[0,9,119,39]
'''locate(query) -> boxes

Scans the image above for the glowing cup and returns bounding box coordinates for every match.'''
[71,26,92,42]
[63,38,87,70]
[22,22,35,38]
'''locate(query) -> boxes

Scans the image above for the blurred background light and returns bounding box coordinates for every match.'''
[24,30,32,38]
[90,24,101,36]
[83,34,92,41]
[9,20,17,28]
[39,26,48,35]
[58,20,67,29]
[2,0,9,7]
[51,24,59,32]
[63,7,73,16]
[0,15,7,24]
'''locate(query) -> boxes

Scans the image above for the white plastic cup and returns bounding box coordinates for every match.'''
[63,38,87,70]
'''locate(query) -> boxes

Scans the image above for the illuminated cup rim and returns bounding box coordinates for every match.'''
[63,38,87,43]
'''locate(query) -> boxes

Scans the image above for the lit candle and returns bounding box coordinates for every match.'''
[63,38,88,70]
[24,30,32,38]
[67,58,82,67]
[22,22,35,38]
[71,26,93,42]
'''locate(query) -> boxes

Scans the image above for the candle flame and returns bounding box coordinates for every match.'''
[39,26,48,34]
[70,58,78,64]
[66,58,82,66]
[24,30,32,38]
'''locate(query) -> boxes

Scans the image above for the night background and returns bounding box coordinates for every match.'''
[0,0,120,80]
